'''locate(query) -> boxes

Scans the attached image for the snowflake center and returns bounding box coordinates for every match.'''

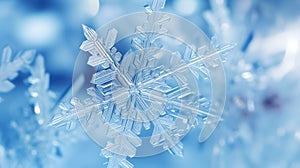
[129,85,141,95]
[128,85,151,112]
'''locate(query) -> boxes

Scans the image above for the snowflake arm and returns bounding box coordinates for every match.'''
[102,150,134,168]
[140,44,234,88]
[27,55,56,123]
[0,46,35,93]
[80,25,133,87]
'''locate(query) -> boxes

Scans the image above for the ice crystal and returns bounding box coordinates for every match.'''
[0,46,35,102]
[2,55,58,167]
[51,0,231,167]
[0,47,81,167]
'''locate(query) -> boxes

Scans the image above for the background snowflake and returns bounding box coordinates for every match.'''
[0,47,84,167]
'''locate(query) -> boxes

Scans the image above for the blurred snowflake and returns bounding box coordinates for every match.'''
[0,47,82,167]
[0,46,35,103]
[201,0,300,167]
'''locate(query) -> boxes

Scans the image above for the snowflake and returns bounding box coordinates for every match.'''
[51,0,232,167]
[200,0,300,167]
[0,46,35,103]
[0,47,81,167]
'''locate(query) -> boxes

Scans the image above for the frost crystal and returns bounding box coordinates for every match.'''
[0,46,35,101]
[52,0,230,167]
[0,47,81,167]
[3,54,58,167]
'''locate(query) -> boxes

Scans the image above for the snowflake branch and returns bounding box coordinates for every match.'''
[143,90,221,119]
[139,44,235,88]
[0,46,35,93]
[102,149,134,168]
[81,25,134,87]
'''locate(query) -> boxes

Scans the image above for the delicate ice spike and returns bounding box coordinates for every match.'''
[1,46,12,64]
[139,44,234,87]
[143,91,220,119]
[82,24,98,41]
[151,0,166,11]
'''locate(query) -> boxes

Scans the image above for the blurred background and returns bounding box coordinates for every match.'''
[0,0,300,167]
